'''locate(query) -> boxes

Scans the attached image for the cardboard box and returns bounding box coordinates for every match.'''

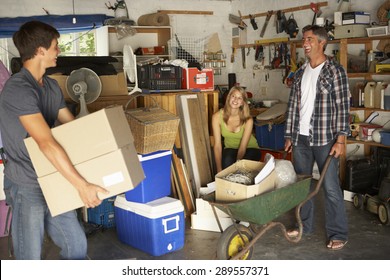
[38,144,145,217]
[342,11,370,25]
[334,24,367,39]
[190,212,233,232]
[195,197,229,218]
[182,68,214,91]
[24,106,132,177]
[115,195,185,256]
[215,160,276,202]
[48,72,128,99]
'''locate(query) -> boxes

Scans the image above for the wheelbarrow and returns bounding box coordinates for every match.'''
[205,155,333,260]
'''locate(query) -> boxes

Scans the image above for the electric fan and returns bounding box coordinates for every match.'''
[123,45,142,95]
[65,68,102,118]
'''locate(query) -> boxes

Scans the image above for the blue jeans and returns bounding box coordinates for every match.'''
[292,135,348,241]
[4,176,87,260]
[222,148,261,169]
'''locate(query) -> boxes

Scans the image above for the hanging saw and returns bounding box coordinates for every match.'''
[260,10,273,38]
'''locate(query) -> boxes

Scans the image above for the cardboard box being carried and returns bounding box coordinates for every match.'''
[24,106,145,216]
[38,144,144,217]
[48,72,128,99]
[215,160,276,202]
[24,106,132,177]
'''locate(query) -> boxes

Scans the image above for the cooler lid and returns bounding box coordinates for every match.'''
[114,194,184,219]
[137,150,172,162]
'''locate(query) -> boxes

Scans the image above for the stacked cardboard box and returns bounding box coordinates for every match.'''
[24,106,145,217]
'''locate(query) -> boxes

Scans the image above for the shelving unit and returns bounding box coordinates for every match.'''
[108,26,172,67]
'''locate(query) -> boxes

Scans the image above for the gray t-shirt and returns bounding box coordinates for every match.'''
[0,67,66,187]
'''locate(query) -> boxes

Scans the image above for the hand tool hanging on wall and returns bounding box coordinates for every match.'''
[241,47,246,69]
[260,11,273,38]
[276,10,287,34]
[310,2,322,26]
[255,45,264,62]
[250,14,258,30]
[231,47,236,63]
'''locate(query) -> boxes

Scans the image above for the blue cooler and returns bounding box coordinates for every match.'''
[125,150,172,203]
[114,194,185,256]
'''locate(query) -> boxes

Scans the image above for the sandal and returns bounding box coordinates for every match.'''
[286,229,299,238]
[327,240,348,251]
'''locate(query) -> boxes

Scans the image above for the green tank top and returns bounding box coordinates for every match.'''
[220,110,259,149]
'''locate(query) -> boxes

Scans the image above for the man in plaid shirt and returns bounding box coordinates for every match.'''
[284,25,350,250]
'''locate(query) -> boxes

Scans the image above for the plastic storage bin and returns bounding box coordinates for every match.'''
[114,195,185,256]
[125,150,172,203]
[87,196,116,228]
[137,64,182,90]
[380,131,390,146]
[255,123,285,150]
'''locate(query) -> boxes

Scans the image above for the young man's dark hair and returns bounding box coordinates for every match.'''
[13,21,60,63]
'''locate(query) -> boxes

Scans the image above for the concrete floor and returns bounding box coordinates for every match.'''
[1,189,389,260]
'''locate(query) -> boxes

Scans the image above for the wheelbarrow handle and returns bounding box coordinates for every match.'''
[309,154,334,200]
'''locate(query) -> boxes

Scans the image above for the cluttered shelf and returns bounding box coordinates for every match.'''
[347,138,389,148]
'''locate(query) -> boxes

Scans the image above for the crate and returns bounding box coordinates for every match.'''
[137,64,182,90]
[125,95,180,154]
[255,123,285,150]
[87,197,116,228]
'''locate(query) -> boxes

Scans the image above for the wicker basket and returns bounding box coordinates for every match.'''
[125,94,180,154]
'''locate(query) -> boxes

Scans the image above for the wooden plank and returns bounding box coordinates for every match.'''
[172,150,195,215]
[158,10,213,15]
[187,98,213,189]
[176,94,198,194]
[197,94,215,176]
[180,158,195,212]
[241,1,328,19]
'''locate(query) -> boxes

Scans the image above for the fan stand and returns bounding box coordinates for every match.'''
[77,93,90,118]
[127,67,142,95]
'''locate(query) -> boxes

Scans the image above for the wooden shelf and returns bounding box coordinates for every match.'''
[347,138,389,148]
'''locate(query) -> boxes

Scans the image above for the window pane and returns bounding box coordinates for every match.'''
[59,30,96,56]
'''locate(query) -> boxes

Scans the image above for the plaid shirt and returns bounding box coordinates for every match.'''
[285,56,350,146]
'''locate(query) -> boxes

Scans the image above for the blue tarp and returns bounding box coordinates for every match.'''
[0,14,113,38]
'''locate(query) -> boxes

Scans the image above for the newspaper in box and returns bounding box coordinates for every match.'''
[215,158,276,202]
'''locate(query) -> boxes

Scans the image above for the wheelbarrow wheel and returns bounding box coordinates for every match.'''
[378,202,390,225]
[353,194,364,209]
[216,224,253,260]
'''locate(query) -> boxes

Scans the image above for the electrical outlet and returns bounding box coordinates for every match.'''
[261,86,267,96]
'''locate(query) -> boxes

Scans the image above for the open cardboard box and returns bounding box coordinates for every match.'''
[215,160,276,202]
[48,72,128,99]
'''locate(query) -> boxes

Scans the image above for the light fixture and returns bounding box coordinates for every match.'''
[72,0,77,24]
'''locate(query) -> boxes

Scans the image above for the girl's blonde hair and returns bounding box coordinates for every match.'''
[223,86,251,124]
